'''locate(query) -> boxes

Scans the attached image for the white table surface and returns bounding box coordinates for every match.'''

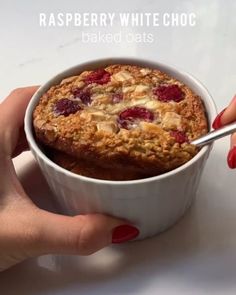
[0,0,236,294]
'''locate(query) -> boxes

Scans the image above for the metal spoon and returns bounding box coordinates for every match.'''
[191,122,236,147]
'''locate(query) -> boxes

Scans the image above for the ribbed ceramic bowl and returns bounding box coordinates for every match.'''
[24,58,217,240]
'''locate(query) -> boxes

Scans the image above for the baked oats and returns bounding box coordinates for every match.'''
[33,64,208,179]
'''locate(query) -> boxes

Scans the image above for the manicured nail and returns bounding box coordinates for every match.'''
[212,108,226,129]
[112,224,139,243]
[227,146,236,169]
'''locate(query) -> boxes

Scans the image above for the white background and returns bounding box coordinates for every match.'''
[0,0,236,294]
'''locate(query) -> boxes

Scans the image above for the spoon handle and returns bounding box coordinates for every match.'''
[191,122,236,147]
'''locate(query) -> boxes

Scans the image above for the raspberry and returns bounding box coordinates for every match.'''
[72,88,91,105]
[153,84,184,102]
[85,69,111,85]
[54,98,82,116]
[112,93,123,103]
[170,130,189,144]
[118,107,154,129]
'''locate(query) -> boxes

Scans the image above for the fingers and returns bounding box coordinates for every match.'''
[28,210,139,257]
[212,94,236,169]
[227,133,236,169]
[221,95,236,126]
[230,132,236,148]
[212,95,236,129]
[11,127,29,158]
[11,140,29,158]
[0,86,39,157]
[0,86,39,129]
[0,202,139,271]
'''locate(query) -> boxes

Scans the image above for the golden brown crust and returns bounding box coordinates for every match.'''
[49,149,153,180]
[33,64,208,177]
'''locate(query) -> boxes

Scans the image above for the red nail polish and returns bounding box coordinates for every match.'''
[112,224,139,244]
[212,108,226,129]
[227,146,236,169]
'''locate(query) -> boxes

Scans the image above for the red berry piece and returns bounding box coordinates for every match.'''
[170,130,189,144]
[54,98,82,116]
[85,69,111,85]
[112,93,123,103]
[118,107,154,129]
[72,88,91,105]
[153,84,184,102]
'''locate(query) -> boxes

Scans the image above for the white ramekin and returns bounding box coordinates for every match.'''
[24,58,217,240]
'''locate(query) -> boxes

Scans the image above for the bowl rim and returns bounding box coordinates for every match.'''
[24,57,217,186]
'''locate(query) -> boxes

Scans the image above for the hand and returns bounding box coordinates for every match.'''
[0,87,139,272]
[212,94,236,168]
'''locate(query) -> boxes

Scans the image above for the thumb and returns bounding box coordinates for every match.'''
[29,209,139,256]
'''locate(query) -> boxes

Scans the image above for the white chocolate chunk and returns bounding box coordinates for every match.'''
[96,121,119,133]
[80,109,107,121]
[34,119,46,129]
[60,76,79,84]
[123,85,136,93]
[161,112,182,130]
[129,98,150,107]
[140,122,160,132]
[145,100,161,110]
[113,71,133,82]
[140,68,151,76]
[91,94,111,105]
[90,111,107,121]
[108,103,126,114]
[134,84,150,93]
[74,81,85,88]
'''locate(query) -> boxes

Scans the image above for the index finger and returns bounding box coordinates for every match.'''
[0,86,39,129]
[220,95,236,126]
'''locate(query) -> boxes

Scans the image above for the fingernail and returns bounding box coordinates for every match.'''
[212,108,226,129]
[227,146,236,169]
[112,224,139,243]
